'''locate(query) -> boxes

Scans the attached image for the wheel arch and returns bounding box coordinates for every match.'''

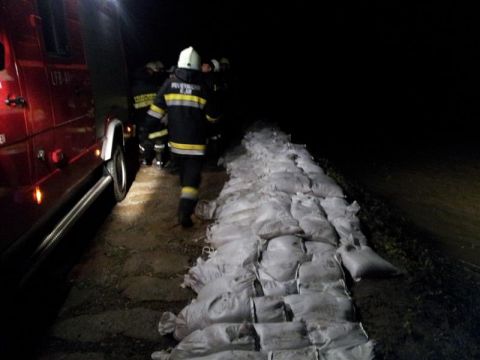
[101,119,125,161]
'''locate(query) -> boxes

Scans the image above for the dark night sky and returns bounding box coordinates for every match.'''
[118,0,480,148]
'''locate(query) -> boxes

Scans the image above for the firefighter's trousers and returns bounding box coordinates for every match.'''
[175,154,204,218]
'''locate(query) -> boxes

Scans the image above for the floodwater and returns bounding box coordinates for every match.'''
[331,143,480,268]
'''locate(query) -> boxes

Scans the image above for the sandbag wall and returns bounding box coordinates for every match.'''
[154,127,399,360]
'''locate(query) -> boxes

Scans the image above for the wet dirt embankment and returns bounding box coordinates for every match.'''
[330,144,480,268]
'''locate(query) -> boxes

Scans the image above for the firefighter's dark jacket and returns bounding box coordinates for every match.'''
[145,68,221,156]
[131,67,158,111]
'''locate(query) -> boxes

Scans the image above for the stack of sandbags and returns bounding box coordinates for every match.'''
[155,126,400,359]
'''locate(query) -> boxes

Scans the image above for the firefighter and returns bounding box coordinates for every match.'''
[145,60,168,88]
[201,58,224,166]
[134,61,169,166]
[143,46,221,227]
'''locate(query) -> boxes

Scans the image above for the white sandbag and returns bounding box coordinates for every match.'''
[183,262,254,294]
[284,291,354,323]
[254,322,310,352]
[206,222,257,248]
[174,293,253,340]
[197,271,259,301]
[186,350,268,360]
[252,296,287,323]
[299,216,338,245]
[338,244,400,282]
[257,270,298,296]
[217,179,258,202]
[170,323,256,359]
[290,194,325,219]
[266,235,305,254]
[319,197,348,220]
[297,256,345,294]
[269,346,320,360]
[331,218,367,246]
[299,280,347,296]
[259,254,304,282]
[216,208,259,226]
[304,241,337,257]
[309,174,344,198]
[215,193,262,220]
[320,198,357,221]
[286,143,312,159]
[265,159,301,175]
[306,321,369,351]
[252,198,301,239]
[211,240,262,267]
[296,157,326,176]
[266,172,311,194]
[323,340,375,360]
[260,236,308,281]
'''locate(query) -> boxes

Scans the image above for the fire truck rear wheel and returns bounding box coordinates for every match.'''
[106,144,127,202]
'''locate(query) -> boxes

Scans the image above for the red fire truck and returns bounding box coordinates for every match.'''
[0,0,132,284]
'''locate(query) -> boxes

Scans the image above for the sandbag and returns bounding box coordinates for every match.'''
[170,323,256,359]
[186,350,268,360]
[183,259,253,293]
[297,256,345,294]
[299,216,338,245]
[322,340,375,360]
[319,197,350,220]
[290,194,325,220]
[306,320,369,350]
[215,192,263,218]
[265,159,301,175]
[338,244,401,281]
[206,222,257,248]
[252,296,287,323]
[197,271,259,300]
[254,322,310,352]
[257,270,298,296]
[211,240,262,267]
[269,346,320,360]
[252,200,301,240]
[266,172,311,194]
[309,174,344,198]
[304,241,336,257]
[260,236,308,282]
[266,235,305,254]
[296,157,326,176]
[174,293,254,340]
[284,291,354,323]
[320,198,360,221]
[331,218,367,246]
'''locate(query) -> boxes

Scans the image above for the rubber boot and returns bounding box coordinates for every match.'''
[178,198,196,228]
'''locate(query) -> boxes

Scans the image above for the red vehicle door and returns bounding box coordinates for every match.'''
[1,0,101,255]
[0,1,38,253]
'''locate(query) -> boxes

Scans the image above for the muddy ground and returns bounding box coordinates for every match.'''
[319,154,480,360]
[2,142,480,360]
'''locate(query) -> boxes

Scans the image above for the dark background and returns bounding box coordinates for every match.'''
[120,0,480,152]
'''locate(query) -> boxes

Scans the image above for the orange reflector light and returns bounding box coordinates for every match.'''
[126,126,132,133]
[95,149,101,157]
[34,186,43,205]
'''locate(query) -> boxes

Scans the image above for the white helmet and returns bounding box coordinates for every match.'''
[211,59,220,72]
[177,46,201,71]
